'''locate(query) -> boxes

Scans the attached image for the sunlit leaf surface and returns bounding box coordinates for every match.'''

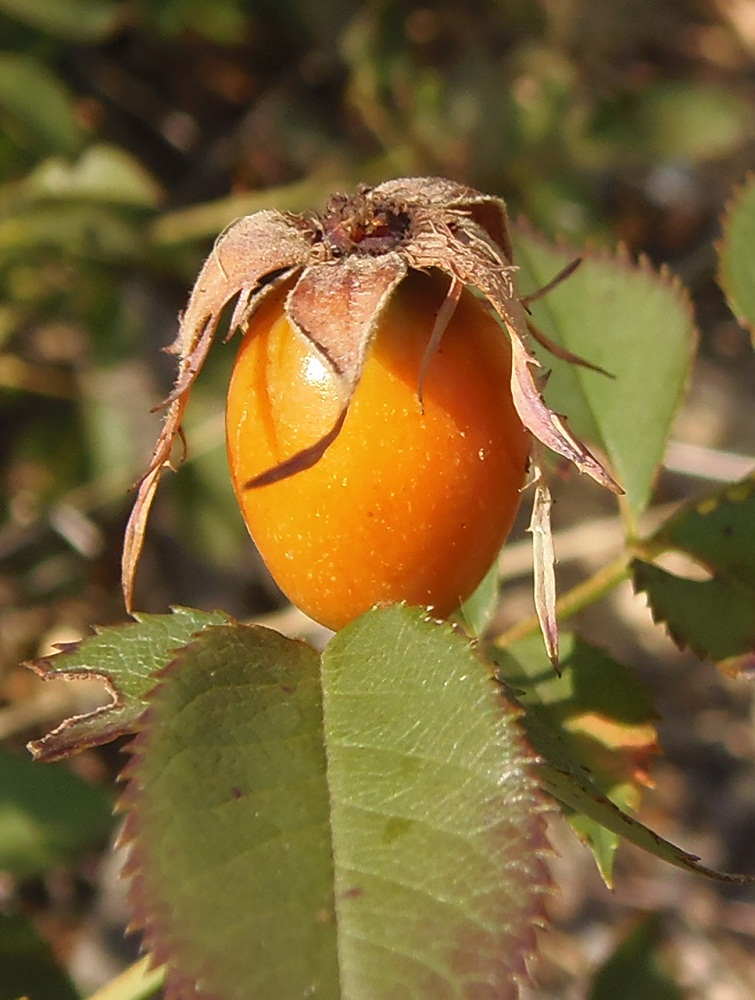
[122,607,550,1000]
[496,633,752,886]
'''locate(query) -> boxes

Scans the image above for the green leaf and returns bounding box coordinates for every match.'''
[321,607,549,999]
[121,607,550,1000]
[495,633,753,886]
[526,706,752,885]
[587,914,684,1000]
[633,473,755,667]
[23,145,163,208]
[122,622,338,1000]
[28,607,232,761]
[718,173,755,343]
[0,54,82,156]
[632,562,754,664]
[494,633,658,885]
[0,0,121,41]
[512,228,696,516]
[0,912,79,1000]
[0,749,112,877]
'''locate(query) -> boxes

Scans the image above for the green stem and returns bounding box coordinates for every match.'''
[85,958,165,1000]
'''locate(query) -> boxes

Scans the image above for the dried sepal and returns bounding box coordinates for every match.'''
[527,449,559,670]
[123,177,622,639]
[372,176,515,260]
[507,333,621,493]
[525,317,615,378]
[391,187,622,494]
[287,254,407,385]
[122,211,312,611]
[243,253,408,489]
[122,395,188,614]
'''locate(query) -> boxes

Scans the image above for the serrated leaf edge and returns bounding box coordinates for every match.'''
[631,557,755,665]
[716,170,755,337]
[120,615,557,1000]
[116,632,232,1000]
[26,607,235,763]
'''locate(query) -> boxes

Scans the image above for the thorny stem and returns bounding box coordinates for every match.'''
[85,958,165,1000]
[492,535,668,650]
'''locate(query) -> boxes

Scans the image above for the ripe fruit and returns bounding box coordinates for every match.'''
[226,270,531,630]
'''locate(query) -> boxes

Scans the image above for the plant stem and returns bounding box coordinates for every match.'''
[85,958,165,1000]
[493,551,634,648]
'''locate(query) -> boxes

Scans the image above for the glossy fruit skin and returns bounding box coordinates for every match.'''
[226,270,530,630]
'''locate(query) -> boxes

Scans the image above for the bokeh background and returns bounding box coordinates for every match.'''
[0,1,754,997]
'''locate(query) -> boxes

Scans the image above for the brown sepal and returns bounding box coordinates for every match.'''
[122,211,312,612]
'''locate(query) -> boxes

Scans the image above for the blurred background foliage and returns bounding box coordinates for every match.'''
[0,1,754,997]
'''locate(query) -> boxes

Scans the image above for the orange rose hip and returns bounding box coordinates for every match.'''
[226,271,530,630]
